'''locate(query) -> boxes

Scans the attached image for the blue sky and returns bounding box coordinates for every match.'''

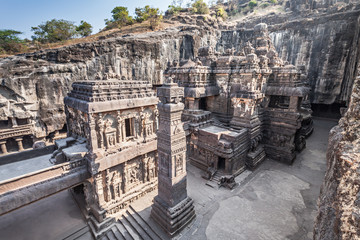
[0,0,180,39]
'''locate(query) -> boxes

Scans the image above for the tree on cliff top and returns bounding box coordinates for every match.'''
[105,6,134,30]
[0,29,27,54]
[134,6,163,30]
[76,21,93,37]
[191,0,210,14]
[31,19,77,43]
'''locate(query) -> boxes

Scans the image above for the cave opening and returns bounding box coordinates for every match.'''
[311,102,346,119]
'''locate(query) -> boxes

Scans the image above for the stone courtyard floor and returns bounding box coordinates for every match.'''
[0,118,337,240]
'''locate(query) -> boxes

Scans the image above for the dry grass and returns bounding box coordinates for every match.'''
[0,20,177,58]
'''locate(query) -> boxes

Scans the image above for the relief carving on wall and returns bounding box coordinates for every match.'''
[105,168,123,201]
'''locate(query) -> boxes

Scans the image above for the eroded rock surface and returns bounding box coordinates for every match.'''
[314,56,360,239]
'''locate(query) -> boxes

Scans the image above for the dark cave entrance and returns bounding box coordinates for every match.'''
[311,102,346,119]
[199,97,207,111]
[218,157,226,170]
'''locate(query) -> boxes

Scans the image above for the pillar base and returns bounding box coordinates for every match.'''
[151,196,195,236]
[246,144,266,170]
[88,214,115,239]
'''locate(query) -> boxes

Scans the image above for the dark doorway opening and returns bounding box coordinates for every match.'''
[199,97,207,110]
[218,157,226,170]
[23,135,33,150]
[311,102,345,119]
[125,118,134,137]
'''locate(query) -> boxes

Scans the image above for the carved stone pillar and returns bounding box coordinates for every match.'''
[121,119,126,142]
[10,117,17,127]
[0,141,8,154]
[151,82,195,236]
[97,113,104,148]
[116,111,122,143]
[15,137,24,151]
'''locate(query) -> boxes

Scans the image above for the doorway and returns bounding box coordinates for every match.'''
[218,157,226,170]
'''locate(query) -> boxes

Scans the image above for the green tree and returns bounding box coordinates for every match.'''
[105,6,134,29]
[216,6,227,19]
[191,0,210,14]
[148,7,163,30]
[31,19,77,43]
[134,5,163,29]
[0,29,27,54]
[166,5,183,16]
[135,5,151,23]
[76,21,92,37]
[248,0,258,9]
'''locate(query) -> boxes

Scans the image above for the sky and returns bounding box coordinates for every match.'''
[0,0,181,39]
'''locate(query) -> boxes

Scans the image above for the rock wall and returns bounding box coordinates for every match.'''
[234,1,360,105]
[314,41,360,240]
[269,10,360,104]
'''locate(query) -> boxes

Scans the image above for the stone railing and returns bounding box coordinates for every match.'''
[0,158,89,215]
[0,124,33,140]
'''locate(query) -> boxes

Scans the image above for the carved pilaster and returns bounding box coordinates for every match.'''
[97,113,104,148]
[116,111,122,143]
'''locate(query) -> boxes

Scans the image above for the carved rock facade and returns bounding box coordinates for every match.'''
[166,23,313,177]
[64,80,159,238]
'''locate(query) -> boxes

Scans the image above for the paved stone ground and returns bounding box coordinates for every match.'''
[179,118,338,240]
[0,153,52,181]
[0,118,337,240]
[0,190,89,240]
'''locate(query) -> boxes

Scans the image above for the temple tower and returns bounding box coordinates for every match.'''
[151,81,195,236]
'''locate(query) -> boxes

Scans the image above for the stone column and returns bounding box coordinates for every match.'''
[151,82,195,236]
[10,117,17,127]
[0,141,8,154]
[15,137,24,151]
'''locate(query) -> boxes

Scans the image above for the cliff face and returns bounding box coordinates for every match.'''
[235,1,360,105]
[269,11,360,104]
[0,25,217,138]
[313,59,360,240]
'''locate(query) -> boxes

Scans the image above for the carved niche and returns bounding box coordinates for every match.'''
[124,158,143,191]
[142,152,157,182]
[105,167,123,202]
[104,115,117,149]
[175,154,184,176]
[96,113,119,150]
[139,107,154,141]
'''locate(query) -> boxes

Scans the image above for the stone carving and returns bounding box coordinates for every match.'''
[104,117,117,149]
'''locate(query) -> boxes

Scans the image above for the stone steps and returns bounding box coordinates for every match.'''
[205,171,223,189]
[62,225,91,240]
[101,205,163,240]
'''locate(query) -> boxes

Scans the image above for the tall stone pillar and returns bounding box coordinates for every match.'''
[15,137,24,151]
[151,82,195,236]
[0,141,8,154]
